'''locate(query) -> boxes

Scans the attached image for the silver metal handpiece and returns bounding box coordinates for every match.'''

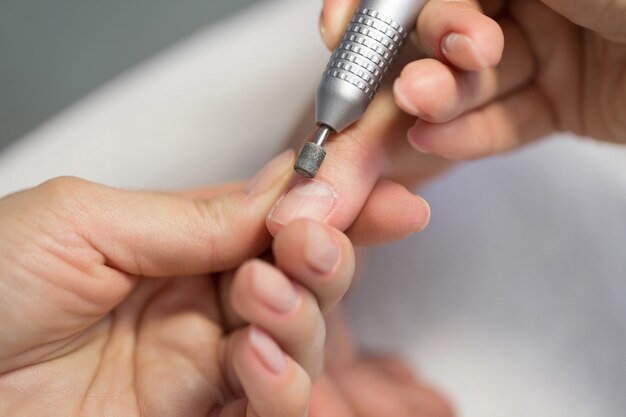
[295,0,426,178]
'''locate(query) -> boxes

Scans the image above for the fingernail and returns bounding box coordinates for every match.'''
[407,123,433,154]
[418,196,431,231]
[441,33,489,69]
[251,262,300,313]
[246,149,295,196]
[268,180,336,226]
[393,78,421,117]
[305,222,339,274]
[249,327,287,374]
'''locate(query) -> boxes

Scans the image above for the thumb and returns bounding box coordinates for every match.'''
[320,0,359,49]
[51,150,295,277]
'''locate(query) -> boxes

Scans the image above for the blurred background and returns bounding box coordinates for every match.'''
[0,0,264,151]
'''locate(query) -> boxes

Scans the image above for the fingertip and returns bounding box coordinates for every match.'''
[418,1,504,71]
[347,180,431,246]
[407,115,490,161]
[439,17,504,71]
[232,258,302,317]
[407,119,450,157]
[234,326,311,417]
[407,121,435,155]
[393,59,458,122]
[248,326,288,376]
[273,219,354,314]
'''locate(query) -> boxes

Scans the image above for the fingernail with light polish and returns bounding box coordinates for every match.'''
[305,222,339,274]
[249,327,287,375]
[441,33,489,69]
[251,262,300,313]
[246,149,295,196]
[268,180,336,226]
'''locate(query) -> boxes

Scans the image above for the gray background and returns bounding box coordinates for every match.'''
[0,0,262,150]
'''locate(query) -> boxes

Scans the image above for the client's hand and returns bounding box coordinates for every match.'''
[0,151,362,417]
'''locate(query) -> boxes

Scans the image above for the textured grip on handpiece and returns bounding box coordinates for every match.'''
[297,1,425,178]
[326,7,408,100]
[315,0,424,133]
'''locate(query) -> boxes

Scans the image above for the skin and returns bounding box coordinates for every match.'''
[0,152,446,416]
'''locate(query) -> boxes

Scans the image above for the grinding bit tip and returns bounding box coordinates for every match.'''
[294,142,326,178]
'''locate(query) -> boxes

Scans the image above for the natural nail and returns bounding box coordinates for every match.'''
[251,262,300,313]
[407,123,433,154]
[249,327,287,374]
[441,33,489,69]
[393,78,421,117]
[305,222,339,274]
[246,149,295,196]
[268,180,336,226]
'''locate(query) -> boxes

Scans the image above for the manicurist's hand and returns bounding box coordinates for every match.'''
[268,0,625,235]
[324,0,626,157]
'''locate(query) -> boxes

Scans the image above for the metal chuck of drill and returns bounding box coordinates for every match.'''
[294,0,426,178]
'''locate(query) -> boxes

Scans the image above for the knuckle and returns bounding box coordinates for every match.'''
[38,176,90,201]
[35,176,96,221]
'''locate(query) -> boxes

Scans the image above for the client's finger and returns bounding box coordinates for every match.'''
[408,85,556,159]
[219,327,311,417]
[346,179,430,246]
[229,260,327,378]
[415,0,504,70]
[394,18,535,123]
[272,219,355,314]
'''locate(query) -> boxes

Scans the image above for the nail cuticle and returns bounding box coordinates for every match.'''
[267,179,338,226]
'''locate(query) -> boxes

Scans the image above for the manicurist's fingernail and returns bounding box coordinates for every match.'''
[268,180,336,226]
[407,122,433,154]
[251,262,300,313]
[393,78,421,117]
[305,222,339,274]
[246,149,295,196]
[441,33,489,70]
[249,327,287,374]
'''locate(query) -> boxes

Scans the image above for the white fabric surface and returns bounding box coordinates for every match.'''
[1,1,625,416]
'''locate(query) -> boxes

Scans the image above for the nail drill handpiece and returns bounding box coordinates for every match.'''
[294,0,425,178]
